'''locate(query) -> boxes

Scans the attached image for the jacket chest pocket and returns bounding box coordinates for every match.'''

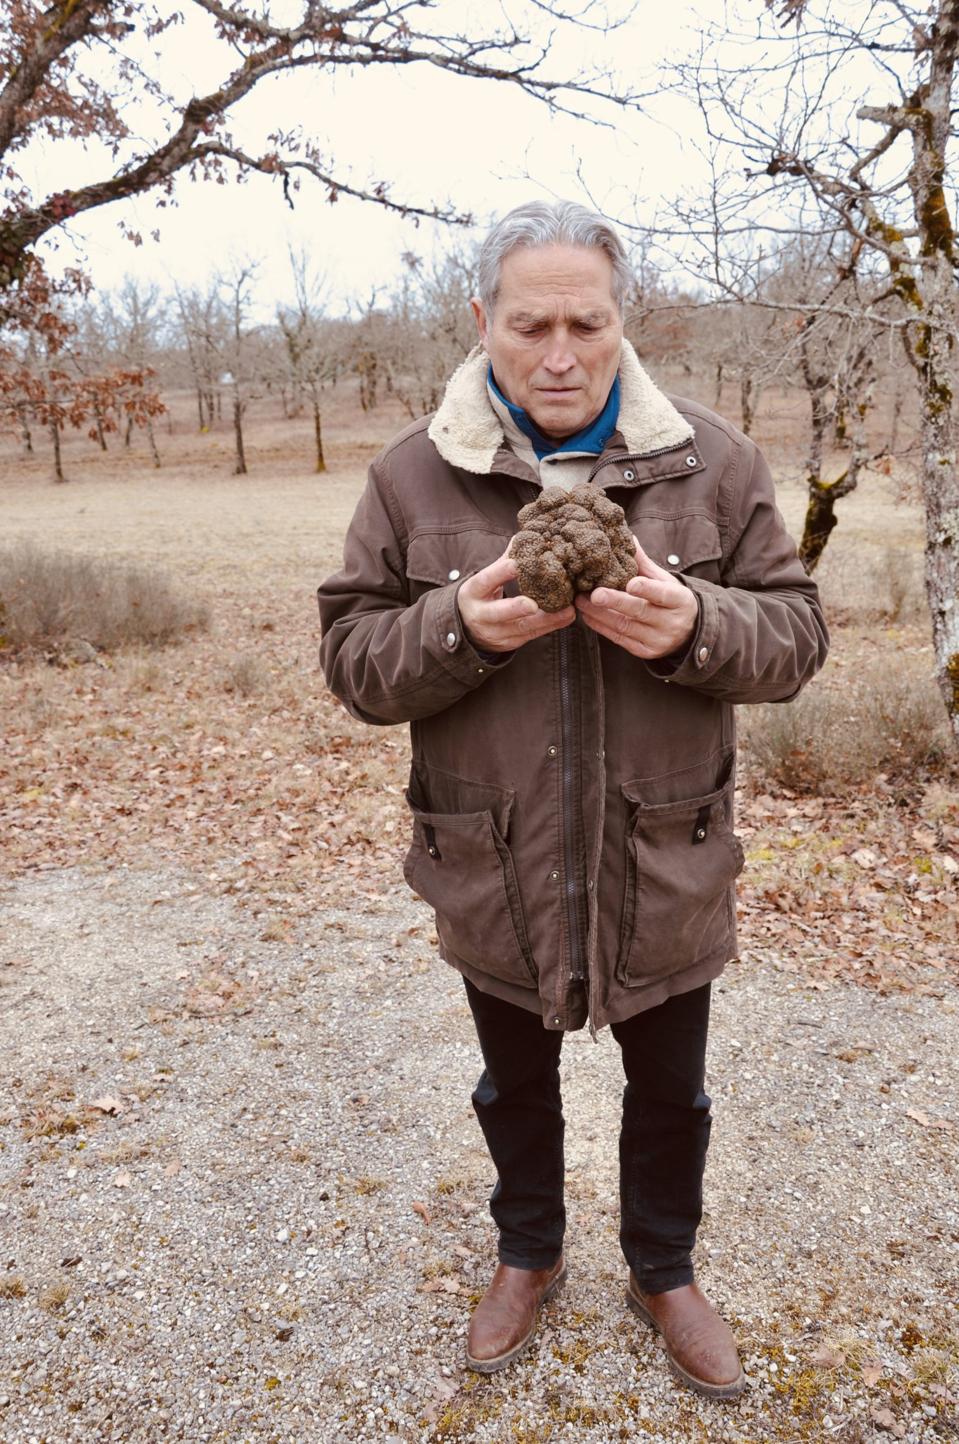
[627,513,723,585]
[405,530,511,603]
[403,765,536,987]
[616,754,744,986]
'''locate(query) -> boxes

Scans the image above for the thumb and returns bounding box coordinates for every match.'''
[463,550,519,599]
[632,535,672,582]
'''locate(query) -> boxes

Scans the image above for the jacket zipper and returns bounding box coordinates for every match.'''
[558,627,586,984]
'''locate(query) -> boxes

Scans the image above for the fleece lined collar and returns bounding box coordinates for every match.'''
[428,339,693,475]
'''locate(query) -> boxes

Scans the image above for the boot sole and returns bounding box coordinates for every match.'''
[465,1263,568,1374]
[625,1286,746,1400]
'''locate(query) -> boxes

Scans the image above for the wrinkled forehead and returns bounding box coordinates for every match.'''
[495,244,619,320]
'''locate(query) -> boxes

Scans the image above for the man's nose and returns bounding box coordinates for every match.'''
[542,335,576,374]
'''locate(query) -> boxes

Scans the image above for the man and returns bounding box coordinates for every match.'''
[318,200,828,1398]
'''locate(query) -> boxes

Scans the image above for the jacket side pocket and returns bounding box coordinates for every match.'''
[404,796,537,987]
[616,772,744,986]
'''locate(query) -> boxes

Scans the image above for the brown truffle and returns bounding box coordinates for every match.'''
[509,484,638,612]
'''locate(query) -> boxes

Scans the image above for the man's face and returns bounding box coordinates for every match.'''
[471,244,624,441]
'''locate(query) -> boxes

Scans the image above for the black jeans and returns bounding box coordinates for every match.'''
[464,977,712,1294]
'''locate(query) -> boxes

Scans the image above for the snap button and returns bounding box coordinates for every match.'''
[448,568,460,581]
[695,827,707,841]
[667,553,680,566]
[685,455,698,468]
[427,845,439,858]
[477,667,485,675]
[549,870,560,881]
[446,631,457,647]
[698,645,709,663]
[623,469,635,481]
[547,744,558,757]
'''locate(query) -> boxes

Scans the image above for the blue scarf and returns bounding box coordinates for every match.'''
[488,366,620,461]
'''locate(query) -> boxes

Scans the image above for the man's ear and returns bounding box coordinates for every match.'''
[470,297,489,348]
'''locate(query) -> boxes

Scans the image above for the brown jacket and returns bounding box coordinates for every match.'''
[318,342,828,1032]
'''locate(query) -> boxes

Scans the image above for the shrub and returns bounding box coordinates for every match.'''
[816,545,926,627]
[740,659,953,793]
[222,653,270,697]
[0,543,209,655]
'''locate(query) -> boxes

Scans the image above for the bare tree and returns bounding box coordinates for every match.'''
[0,1,643,299]
[671,0,959,744]
[217,261,261,476]
[175,284,226,432]
[386,249,478,418]
[277,250,341,473]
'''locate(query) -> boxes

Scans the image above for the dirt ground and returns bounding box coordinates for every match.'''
[1,388,957,1442]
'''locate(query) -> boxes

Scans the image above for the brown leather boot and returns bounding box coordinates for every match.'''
[466,1256,567,1373]
[626,1273,745,1399]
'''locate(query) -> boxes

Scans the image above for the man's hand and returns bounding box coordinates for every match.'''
[458,551,575,653]
[575,537,699,660]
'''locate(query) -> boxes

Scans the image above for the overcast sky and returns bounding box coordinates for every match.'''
[22,0,718,314]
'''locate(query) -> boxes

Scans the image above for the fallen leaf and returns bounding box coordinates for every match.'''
[411,1200,431,1226]
[87,1095,124,1116]
[163,1158,182,1178]
[851,848,879,869]
[113,1171,132,1188]
[861,1360,883,1386]
[870,1406,897,1431]
[810,1344,845,1369]
[906,1107,955,1131]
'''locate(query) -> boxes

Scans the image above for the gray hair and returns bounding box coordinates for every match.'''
[477,200,633,315]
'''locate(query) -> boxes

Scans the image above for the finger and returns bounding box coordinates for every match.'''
[577,607,658,657]
[464,551,519,599]
[625,574,676,609]
[500,607,575,644]
[582,586,650,620]
[632,536,672,583]
[475,593,539,624]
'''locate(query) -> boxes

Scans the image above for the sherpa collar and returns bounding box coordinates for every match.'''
[427,338,693,475]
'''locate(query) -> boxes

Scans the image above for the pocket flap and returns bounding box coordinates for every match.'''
[408,762,515,838]
[620,749,734,810]
[406,530,509,587]
[631,514,722,573]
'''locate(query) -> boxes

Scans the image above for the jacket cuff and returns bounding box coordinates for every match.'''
[426,582,514,688]
[646,577,721,685]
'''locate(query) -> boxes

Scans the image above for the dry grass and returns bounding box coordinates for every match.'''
[741,655,953,793]
[222,653,270,696]
[0,542,209,655]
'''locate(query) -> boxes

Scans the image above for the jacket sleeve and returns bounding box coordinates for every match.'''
[647,439,829,703]
[317,454,509,725]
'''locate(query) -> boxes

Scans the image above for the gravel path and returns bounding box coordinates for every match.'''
[1,864,957,1443]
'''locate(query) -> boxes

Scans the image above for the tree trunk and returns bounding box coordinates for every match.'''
[713,361,724,406]
[233,393,247,475]
[915,312,959,742]
[147,419,161,469]
[740,373,755,436]
[94,405,108,451]
[18,405,32,454]
[50,421,64,483]
[313,395,326,473]
[124,414,133,448]
[196,387,205,430]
